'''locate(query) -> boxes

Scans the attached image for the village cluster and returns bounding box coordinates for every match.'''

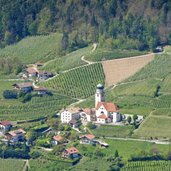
[0,83,143,160]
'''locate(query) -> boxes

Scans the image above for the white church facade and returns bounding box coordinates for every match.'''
[60,84,122,125]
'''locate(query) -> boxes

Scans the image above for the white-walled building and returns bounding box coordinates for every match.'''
[60,108,80,123]
[96,102,121,123]
[95,84,105,107]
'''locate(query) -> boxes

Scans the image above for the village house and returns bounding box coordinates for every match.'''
[62,147,81,159]
[13,82,33,93]
[38,70,54,80]
[25,67,38,78]
[0,120,12,132]
[52,135,64,145]
[61,108,80,124]
[79,134,95,145]
[80,108,96,122]
[5,129,26,143]
[33,87,48,95]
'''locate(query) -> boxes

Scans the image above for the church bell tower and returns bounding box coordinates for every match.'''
[95,84,105,107]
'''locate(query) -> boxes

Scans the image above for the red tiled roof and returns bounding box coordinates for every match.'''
[66,147,79,154]
[96,102,119,112]
[53,135,63,142]
[80,134,95,140]
[26,67,38,74]
[14,82,33,88]
[97,114,108,119]
[9,129,26,137]
[0,121,11,126]
[83,108,95,115]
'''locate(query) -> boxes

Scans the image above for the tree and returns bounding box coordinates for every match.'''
[115,150,119,158]
[133,114,138,123]
[127,116,132,124]
[61,32,69,51]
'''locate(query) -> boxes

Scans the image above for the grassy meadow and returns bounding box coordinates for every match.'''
[84,47,147,62]
[0,33,62,64]
[0,159,25,171]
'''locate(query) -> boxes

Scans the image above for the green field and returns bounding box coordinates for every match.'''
[0,159,25,171]
[85,47,147,62]
[43,46,91,73]
[71,139,170,170]
[41,63,105,99]
[134,116,171,139]
[121,161,171,171]
[92,125,134,138]
[0,93,75,121]
[29,158,69,171]
[0,33,62,64]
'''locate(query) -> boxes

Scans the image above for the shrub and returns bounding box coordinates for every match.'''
[3,90,18,99]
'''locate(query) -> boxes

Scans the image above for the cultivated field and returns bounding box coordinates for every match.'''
[121,161,171,171]
[102,53,155,86]
[84,47,147,62]
[41,63,105,99]
[43,46,91,73]
[0,159,25,171]
[134,116,171,139]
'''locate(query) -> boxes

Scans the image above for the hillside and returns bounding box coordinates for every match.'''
[78,46,171,139]
[0,0,171,50]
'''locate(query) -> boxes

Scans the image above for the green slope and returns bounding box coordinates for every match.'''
[41,63,105,99]
[0,33,62,64]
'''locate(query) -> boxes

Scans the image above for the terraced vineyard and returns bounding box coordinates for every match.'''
[41,63,105,99]
[121,161,171,171]
[0,159,25,171]
[0,94,75,121]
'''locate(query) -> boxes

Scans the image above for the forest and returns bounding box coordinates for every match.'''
[0,0,171,51]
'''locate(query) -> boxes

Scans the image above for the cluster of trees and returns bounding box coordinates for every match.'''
[0,57,22,74]
[3,90,32,103]
[0,0,171,50]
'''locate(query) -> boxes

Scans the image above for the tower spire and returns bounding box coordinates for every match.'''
[95,84,105,107]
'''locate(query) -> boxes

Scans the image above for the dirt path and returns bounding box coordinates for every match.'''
[102,136,170,145]
[22,160,30,171]
[81,56,96,64]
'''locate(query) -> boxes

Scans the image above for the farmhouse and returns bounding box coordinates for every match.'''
[38,70,54,80]
[33,87,48,95]
[26,67,38,78]
[61,108,80,124]
[79,134,95,145]
[62,147,81,159]
[13,82,33,93]
[5,129,26,143]
[52,135,64,145]
[0,120,12,132]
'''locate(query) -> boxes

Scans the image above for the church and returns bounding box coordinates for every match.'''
[80,84,122,124]
[61,84,122,125]
[94,84,121,124]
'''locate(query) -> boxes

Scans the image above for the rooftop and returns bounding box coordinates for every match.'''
[53,135,63,142]
[0,120,11,126]
[65,147,79,154]
[96,102,119,112]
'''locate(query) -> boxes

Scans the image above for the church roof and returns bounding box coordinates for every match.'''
[96,102,119,112]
